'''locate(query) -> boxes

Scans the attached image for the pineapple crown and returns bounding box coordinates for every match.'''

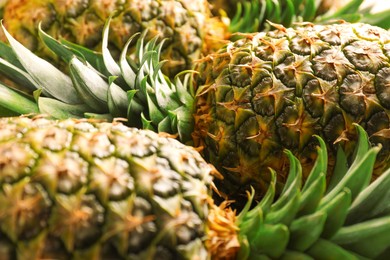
[228,0,390,33]
[0,17,195,143]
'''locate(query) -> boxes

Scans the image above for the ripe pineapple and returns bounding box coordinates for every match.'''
[0,116,214,259]
[1,0,228,77]
[1,116,390,259]
[193,21,390,199]
[0,21,389,202]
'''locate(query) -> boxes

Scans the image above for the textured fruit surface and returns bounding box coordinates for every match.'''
[1,17,389,206]
[1,0,226,76]
[0,116,212,259]
[194,22,390,200]
[1,117,390,260]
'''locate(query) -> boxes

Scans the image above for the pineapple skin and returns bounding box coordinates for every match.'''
[1,0,227,77]
[0,118,389,260]
[0,116,213,259]
[194,22,390,200]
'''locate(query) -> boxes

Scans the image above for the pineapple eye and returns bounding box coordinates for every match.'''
[33,151,89,195]
[0,143,37,183]
[375,67,390,109]
[90,157,134,202]
[0,181,52,241]
[344,40,387,74]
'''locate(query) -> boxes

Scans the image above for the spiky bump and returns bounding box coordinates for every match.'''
[0,116,213,259]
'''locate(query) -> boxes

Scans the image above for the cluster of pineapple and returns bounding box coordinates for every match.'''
[0,0,389,259]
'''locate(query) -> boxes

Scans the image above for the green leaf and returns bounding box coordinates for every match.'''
[174,72,194,104]
[321,0,364,20]
[126,89,143,126]
[319,188,352,239]
[84,113,112,121]
[236,237,251,260]
[229,1,260,33]
[0,105,19,116]
[0,57,38,91]
[0,40,25,70]
[350,124,370,168]
[292,0,304,12]
[264,0,275,22]
[0,83,39,114]
[298,173,326,216]
[289,211,327,251]
[141,112,154,131]
[322,125,379,204]
[173,106,194,143]
[250,224,289,259]
[38,24,75,63]
[38,97,90,119]
[241,209,264,249]
[238,187,259,225]
[61,39,109,76]
[157,116,172,134]
[265,192,301,226]
[145,89,164,125]
[360,10,390,29]
[346,167,390,225]
[102,16,121,76]
[258,169,277,213]
[280,251,313,260]
[269,0,282,23]
[69,57,109,113]
[302,0,316,21]
[281,0,295,27]
[327,145,348,192]
[280,150,302,197]
[1,22,81,104]
[107,77,128,118]
[303,135,327,192]
[307,239,360,260]
[152,71,180,112]
[331,216,390,259]
[119,33,140,91]
[321,146,379,205]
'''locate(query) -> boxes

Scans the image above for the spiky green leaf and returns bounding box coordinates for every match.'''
[1,23,80,104]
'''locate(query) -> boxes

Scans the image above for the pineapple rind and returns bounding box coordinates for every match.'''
[194,22,390,201]
[1,116,390,259]
[1,0,221,77]
[0,116,212,259]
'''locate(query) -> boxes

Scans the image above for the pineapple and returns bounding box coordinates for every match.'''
[1,116,390,259]
[0,0,228,77]
[193,21,390,199]
[0,115,215,259]
[0,21,389,203]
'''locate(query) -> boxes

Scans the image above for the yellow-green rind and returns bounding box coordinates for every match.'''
[194,22,390,201]
[0,116,212,259]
